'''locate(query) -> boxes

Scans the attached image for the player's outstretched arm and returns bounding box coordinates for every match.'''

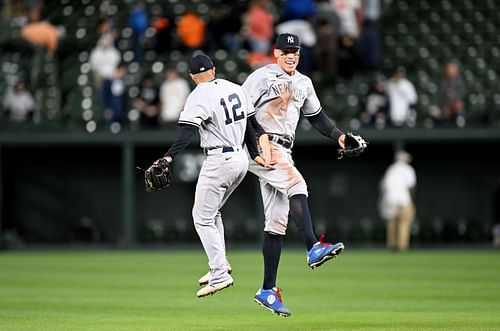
[307,111,345,148]
[143,123,198,192]
[162,123,198,161]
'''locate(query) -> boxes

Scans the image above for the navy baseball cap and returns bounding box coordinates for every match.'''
[190,54,214,74]
[275,33,301,49]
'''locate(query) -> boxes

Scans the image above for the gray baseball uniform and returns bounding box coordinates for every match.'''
[179,78,253,285]
[242,63,321,235]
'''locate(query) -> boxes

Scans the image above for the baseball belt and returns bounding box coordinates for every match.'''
[203,145,243,156]
[268,134,293,149]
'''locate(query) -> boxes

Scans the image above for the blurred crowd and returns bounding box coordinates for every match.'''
[0,0,467,131]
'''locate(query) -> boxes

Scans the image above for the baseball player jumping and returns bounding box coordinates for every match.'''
[151,54,271,298]
[242,33,347,317]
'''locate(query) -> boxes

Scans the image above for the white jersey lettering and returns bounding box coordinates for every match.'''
[242,64,321,140]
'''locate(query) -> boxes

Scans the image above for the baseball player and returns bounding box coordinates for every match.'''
[152,54,271,298]
[242,33,347,317]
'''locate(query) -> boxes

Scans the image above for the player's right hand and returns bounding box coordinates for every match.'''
[254,155,275,169]
[258,134,272,165]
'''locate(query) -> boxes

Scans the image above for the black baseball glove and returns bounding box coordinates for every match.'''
[144,158,172,192]
[338,132,368,159]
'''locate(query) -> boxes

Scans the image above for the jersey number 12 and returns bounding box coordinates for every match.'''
[220,93,244,125]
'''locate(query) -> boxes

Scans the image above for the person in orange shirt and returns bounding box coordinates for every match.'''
[176,9,206,50]
[245,0,274,55]
[21,21,65,54]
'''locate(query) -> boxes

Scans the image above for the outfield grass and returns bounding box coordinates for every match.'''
[1,249,499,331]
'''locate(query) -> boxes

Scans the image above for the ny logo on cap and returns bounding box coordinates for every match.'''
[287,36,294,44]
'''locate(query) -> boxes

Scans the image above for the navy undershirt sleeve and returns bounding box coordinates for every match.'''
[307,111,344,144]
[164,124,198,158]
[244,115,261,159]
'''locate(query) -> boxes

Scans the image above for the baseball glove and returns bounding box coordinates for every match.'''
[144,158,172,192]
[338,132,368,159]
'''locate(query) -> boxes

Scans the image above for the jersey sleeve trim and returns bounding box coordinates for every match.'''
[178,120,200,128]
[303,107,322,117]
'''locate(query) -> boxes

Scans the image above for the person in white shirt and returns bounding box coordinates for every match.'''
[330,0,363,40]
[385,67,418,127]
[379,150,417,251]
[159,69,190,126]
[2,82,35,123]
[89,32,121,115]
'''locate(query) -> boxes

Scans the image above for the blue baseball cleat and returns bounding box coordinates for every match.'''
[307,234,345,269]
[254,287,292,317]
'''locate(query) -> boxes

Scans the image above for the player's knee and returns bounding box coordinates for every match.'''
[287,181,308,198]
[192,210,211,227]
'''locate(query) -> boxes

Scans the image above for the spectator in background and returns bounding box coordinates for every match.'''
[152,4,174,55]
[7,20,65,90]
[243,0,275,69]
[313,17,338,86]
[437,61,466,127]
[330,0,363,42]
[159,68,190,127]
[97,15,116,38]
[89,32,121,119]
[330,0,363,78]
[177,8,206,52]
[313,1,341,85]
[2,81,35,123]
[206,0,246,54]
[97,1,118,39]
[358,74,389,128]
[107,63,128,130]
[379,150,416,251]
[357,0,383,71]
[133,75,160,128]
[20,20,65,54]
[245,0,274,56]
[281,0,316,22]
[129,1,148,64]
[385,66,417,127]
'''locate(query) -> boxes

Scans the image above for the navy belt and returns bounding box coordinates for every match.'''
[204,145,242,155]
[269,134,293,149]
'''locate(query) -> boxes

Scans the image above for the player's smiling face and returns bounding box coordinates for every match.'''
[275,48,300,75]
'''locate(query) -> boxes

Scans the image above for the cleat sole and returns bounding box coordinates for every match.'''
[197,281,234,298]
[254,299,291,317]
[308,246,344,269]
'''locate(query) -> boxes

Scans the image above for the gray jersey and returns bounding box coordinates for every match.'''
[242,64,321,140]
[179,78,255,149]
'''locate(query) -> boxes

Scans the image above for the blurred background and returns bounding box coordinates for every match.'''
[0,0,499,249]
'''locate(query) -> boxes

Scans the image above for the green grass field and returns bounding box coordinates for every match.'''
[1,249,499,331]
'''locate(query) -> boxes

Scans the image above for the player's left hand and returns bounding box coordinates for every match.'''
[338,134,345,149]
[144,157,172,191]
[337,132,368,159]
